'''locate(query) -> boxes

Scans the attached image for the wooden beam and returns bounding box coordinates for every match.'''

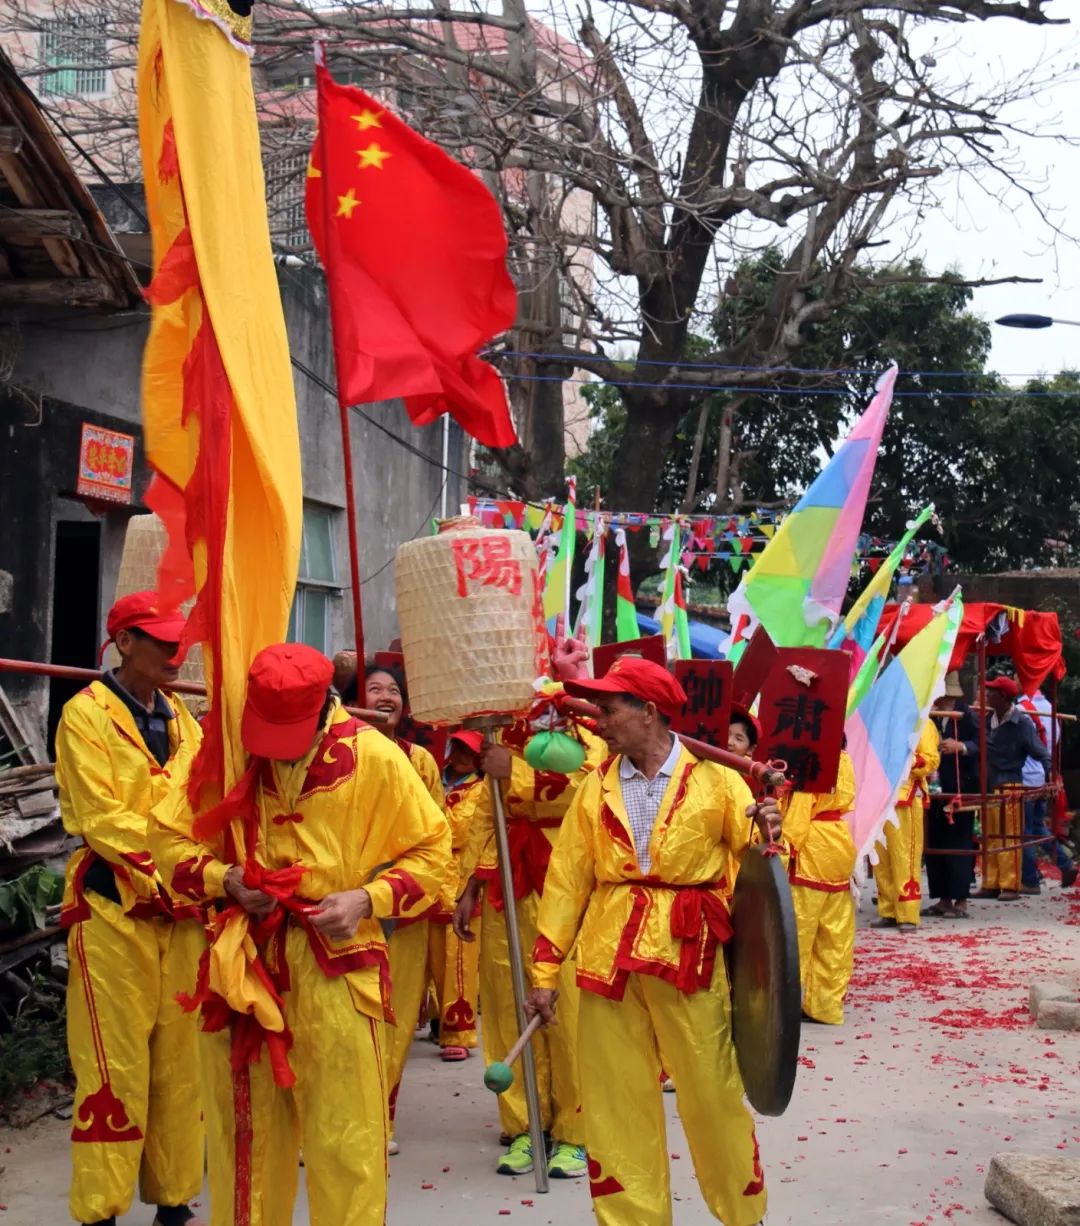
[0,127,24,156]
[0,208,84,240]
[0,278,113,306]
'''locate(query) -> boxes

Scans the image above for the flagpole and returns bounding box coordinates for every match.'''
[314,40,366,664]
[341,403,367,663]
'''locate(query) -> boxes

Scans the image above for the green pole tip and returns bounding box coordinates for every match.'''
[484,1062,514,1094]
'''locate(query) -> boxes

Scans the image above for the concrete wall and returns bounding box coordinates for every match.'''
[1,263,466,753]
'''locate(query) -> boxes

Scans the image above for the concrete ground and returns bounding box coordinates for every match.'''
[3,880,1079,1225]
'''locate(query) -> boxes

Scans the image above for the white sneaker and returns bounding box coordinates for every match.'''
[388,1138,400,1156]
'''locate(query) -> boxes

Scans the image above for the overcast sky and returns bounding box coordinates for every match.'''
[910,7,1079,382]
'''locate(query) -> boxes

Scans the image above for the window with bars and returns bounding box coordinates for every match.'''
[266,147,311,250]
[40,14,108,97]
[287,504,343,655]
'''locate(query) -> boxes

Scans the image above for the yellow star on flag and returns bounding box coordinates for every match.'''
[351,110,382,131]
[357,143,391,170]
[306,155,322,179]
[336,188,360,219]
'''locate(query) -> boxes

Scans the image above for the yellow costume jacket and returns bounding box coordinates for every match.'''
[899,720,941,806]
[394,737,446,926]
[56,680,203,923]
[781,751,857,892]
[150,703,451,1022]
[465,721,607,909]
[531,744,756,1000]
[433,772,485,921]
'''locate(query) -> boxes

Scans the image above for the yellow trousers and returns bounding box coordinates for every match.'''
[66,892,204,1223]
[385,918,430,1138]
[792,884,855,1025]
[578,973,765,1226]
[200,923,388,1226]
[428,918,480,1048]
[875,799,925,925]
[983,788,1022,892]
[479,892,583,1143]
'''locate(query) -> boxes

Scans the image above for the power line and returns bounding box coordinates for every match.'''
[495,371,1080,400]
[493,348,1063,381]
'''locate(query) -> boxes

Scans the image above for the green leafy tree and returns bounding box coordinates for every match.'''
[574,254,1080,578]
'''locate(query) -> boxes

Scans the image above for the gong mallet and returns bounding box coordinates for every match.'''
[485,991,559,1095]
[466,716,550,1194]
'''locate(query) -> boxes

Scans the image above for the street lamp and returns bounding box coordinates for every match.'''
[995,313,1080,329]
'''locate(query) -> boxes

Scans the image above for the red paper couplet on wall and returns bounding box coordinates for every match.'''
[592,635,667,678]
[671,659,734,743]
[757,647,849,793]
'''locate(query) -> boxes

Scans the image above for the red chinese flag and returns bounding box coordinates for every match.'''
[305,59,518,448]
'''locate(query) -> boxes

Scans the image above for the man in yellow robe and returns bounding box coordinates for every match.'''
[873,720,941,930]
[55,592,205,1226]
[360,662,445,1153]
[526,657,778,1226]
[428,730,485,1059]
[782,750,857,1025]
[151,643,450,1226]
[454,714,605,1178]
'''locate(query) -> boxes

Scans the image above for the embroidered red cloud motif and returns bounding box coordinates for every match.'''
[71,1083,143,1144]
[300,718,362,800]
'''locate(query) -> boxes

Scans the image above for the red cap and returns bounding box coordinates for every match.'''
[564,656,687,719]
[449,730,484,756]
[986,675,1020,699]
[729,703,761,745]
[106,591,186,643]
[242,643,334,760]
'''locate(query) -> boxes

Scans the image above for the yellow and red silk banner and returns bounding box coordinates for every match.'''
[137,0,302,810]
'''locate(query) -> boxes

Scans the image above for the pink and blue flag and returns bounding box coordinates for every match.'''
[726,365,897,658]
[845,593,962,868]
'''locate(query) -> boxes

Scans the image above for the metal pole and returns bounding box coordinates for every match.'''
[440,415,450,522]
[481,722,550,1194]
[339,403,366,664]
[0,658,388,723]
[977,639,990,886]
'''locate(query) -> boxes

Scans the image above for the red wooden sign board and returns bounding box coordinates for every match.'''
[592,635,666,678]
[756,647,849,793]
[671,659,734,743]
[731,625,779,709]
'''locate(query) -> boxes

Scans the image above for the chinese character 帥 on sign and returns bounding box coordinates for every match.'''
[670,659,733,743]
[77,423,135,505]
[592,635,666,678]
[757,648,849,793]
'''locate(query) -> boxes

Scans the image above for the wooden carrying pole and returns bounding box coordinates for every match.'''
[0,658,388,725]
[561,695,786,787]
[472,718,550,1195]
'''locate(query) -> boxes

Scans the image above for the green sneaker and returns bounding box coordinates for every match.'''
[547,1141,588,1179]
[496,1133,534,1176]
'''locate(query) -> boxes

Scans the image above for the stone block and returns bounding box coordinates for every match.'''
[1038,999,1080,1031]
[1029,981,1075,1018]
[985,1154,1080,1225]
[0,568,11,614]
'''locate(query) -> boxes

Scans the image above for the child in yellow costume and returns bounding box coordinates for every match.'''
[55,593,205,1226]
[873,720,940,931]
[454,714,606,1179]
[361,663,446,1152]
[150,644,450,1226]
[782,749,857,1025]
[528,657,779,1226]
[428,730,485,1060]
